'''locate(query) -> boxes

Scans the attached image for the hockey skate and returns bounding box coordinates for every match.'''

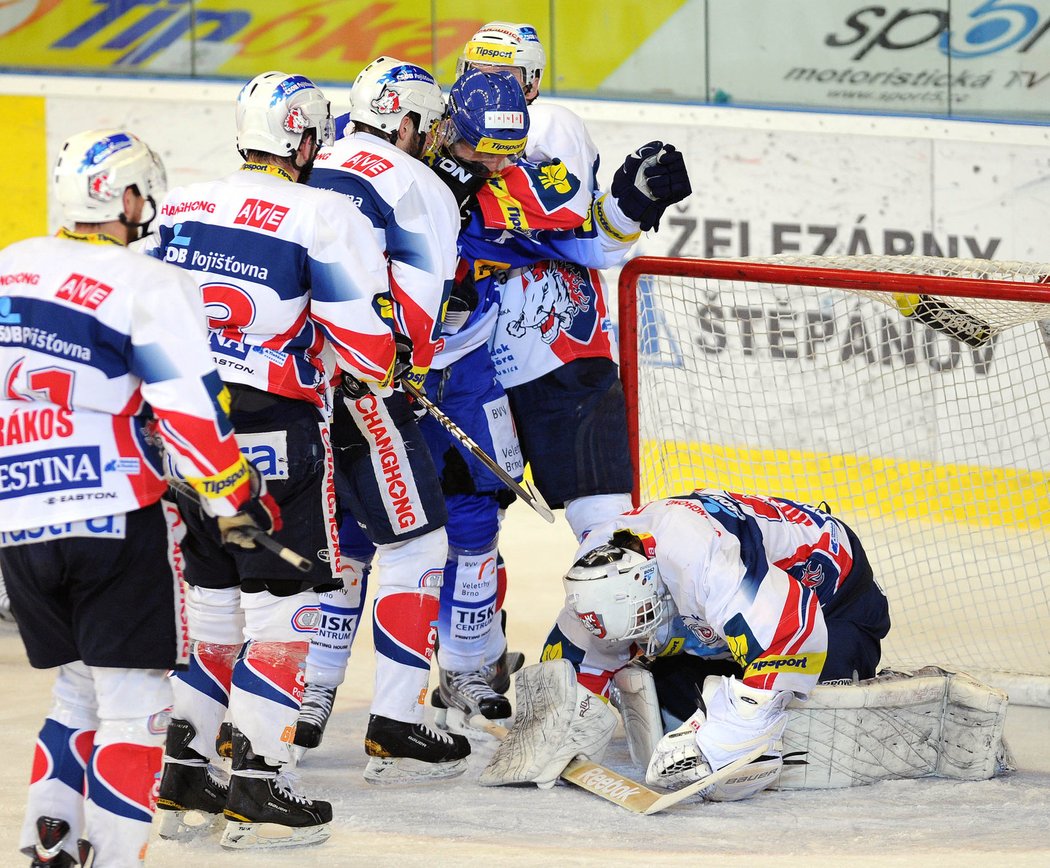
[292,683,337,750]
[433,648,525,736]
[28,816,75,867]
[363,714,470,784]
[220,730,332,850]
[157,718,230,840]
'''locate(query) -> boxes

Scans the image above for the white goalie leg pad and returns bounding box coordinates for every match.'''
[610,663,664,766]
[776,666,1011,790]
[480,659,617,788]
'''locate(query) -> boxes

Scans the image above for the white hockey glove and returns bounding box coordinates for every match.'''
[480,659,617,789]
[646,676,792,801]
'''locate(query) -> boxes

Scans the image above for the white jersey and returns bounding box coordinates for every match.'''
[488,101,631,388]
[559,491,865,698]
[526,102,600,189]
[0,232,249,533]
[150,165,396,406]
[310,132,460,378]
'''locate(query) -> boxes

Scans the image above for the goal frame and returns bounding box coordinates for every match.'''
[617,255,1050,507]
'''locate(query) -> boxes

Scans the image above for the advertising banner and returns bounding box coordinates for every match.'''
[707,0,1050,119]
[0,0,686,89]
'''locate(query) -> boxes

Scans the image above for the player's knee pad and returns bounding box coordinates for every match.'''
[374,527,447,591]
[565,493,633,542]
[241,588,320,644]
[185,584,244,645]
[91,668,172,748]
[49,661,100,730]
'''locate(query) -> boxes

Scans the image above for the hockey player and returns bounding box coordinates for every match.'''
[421,65,691,724]
[483,490,891,801]
[0,129,279,867]
[455,21,641,542]
[289,56,472,781]
[149,71,403,847]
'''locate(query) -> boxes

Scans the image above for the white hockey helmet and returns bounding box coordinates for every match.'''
[53,129,166,224]
[236,71,334,158]
[563,530,665,643]
[457,22,546,97]
[349,56,446,136]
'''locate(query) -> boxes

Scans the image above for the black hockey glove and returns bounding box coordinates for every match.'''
[390,332,414,388]
[426,151,488,226]
[442,270,479,334]
[612,141,692,231]
[217,462,282,549]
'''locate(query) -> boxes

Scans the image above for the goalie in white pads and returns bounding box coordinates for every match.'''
[487,491,1010,800]
[485,490,893,800]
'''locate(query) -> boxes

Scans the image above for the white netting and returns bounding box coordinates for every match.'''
[623,255,1050,699]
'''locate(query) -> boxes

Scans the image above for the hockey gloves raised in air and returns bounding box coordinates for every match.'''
[217,461,282,549]
[612,141,692,231]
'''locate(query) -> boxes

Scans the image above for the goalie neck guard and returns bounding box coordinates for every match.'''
[54,128,166,226]
[563,530,664,643]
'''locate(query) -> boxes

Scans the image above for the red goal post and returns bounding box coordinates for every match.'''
[617,255,1050,702]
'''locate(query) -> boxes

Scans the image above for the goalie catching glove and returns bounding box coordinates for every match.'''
[611,141,692,231]
[216,460,282,550]
[645,676,791,801]
[480,659,617,789]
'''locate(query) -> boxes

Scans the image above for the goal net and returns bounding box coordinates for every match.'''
[618,255,1050,705]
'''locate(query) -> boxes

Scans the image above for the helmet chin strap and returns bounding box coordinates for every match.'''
[119,195,158,241]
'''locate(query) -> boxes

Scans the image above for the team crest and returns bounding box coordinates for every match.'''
[371,86,401,115]
[577,610,607,638]
[506,263,593,345]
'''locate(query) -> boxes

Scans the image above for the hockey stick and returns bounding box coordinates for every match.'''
[476,718,767,815]
[401,381,555,524]
[165,476,313,573]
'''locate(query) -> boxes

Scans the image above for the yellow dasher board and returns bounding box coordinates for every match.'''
[0,0,687,88]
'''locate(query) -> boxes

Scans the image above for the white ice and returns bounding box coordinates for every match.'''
[1,505,1048,867]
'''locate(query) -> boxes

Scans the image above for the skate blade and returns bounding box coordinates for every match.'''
[363,755,468,785]
[157,808,223,841]
[433,707,508,740]
[219,820,331,850]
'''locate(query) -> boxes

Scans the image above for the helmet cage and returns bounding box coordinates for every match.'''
[563,539,664,643]
[53,129,166,225]
[349,57,446,138]
[236,71,334,158]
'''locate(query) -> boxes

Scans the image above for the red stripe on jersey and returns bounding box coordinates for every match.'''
[311,313,395,382]
[111,415,166,507]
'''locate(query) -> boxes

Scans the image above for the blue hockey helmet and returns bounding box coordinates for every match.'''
[444,68,529,159]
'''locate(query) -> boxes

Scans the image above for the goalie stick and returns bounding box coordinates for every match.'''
[477,718,767,815]
[165,476,313,573]
[402,381,555,524]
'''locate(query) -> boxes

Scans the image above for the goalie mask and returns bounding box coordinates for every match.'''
[236,71,334,159]
[349,57,446,141]
[563,530,665,643]
[457,21,546,101]
[54,129,166,232]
